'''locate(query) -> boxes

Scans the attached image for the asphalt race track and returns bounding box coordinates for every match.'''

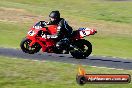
[0,48,132,70]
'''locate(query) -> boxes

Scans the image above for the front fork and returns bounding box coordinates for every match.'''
[29,37,47,52]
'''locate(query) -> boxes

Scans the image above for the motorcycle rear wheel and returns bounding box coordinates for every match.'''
[70,39,92,59]
[20,38,41,54]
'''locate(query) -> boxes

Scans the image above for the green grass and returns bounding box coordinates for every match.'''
[0,0,132,23]
[0,0,132,59]
[0,56,132,88]
[88,35,132,59]
[0,22,29,48]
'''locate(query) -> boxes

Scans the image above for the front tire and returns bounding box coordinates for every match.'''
[70,39,92,59]
[20,38,41,54]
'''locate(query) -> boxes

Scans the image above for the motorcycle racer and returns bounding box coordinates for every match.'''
[47,10,73,53]
[20,12,97,58]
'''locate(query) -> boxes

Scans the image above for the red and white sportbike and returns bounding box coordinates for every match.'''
[20,21,97,59]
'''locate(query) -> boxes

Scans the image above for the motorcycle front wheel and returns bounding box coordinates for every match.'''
[20,38,41,54]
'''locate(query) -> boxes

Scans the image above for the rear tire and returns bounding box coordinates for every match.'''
[20,38,41,54]
[70,39,92,59]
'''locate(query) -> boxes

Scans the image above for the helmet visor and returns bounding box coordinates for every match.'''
[50,17,56,22]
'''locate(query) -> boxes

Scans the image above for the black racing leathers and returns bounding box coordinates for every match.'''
[47,18,73,40]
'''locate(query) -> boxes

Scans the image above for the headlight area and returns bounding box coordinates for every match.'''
[28,30,35,36]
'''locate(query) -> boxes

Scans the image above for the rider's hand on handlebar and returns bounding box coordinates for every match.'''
[42,34,58,39]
